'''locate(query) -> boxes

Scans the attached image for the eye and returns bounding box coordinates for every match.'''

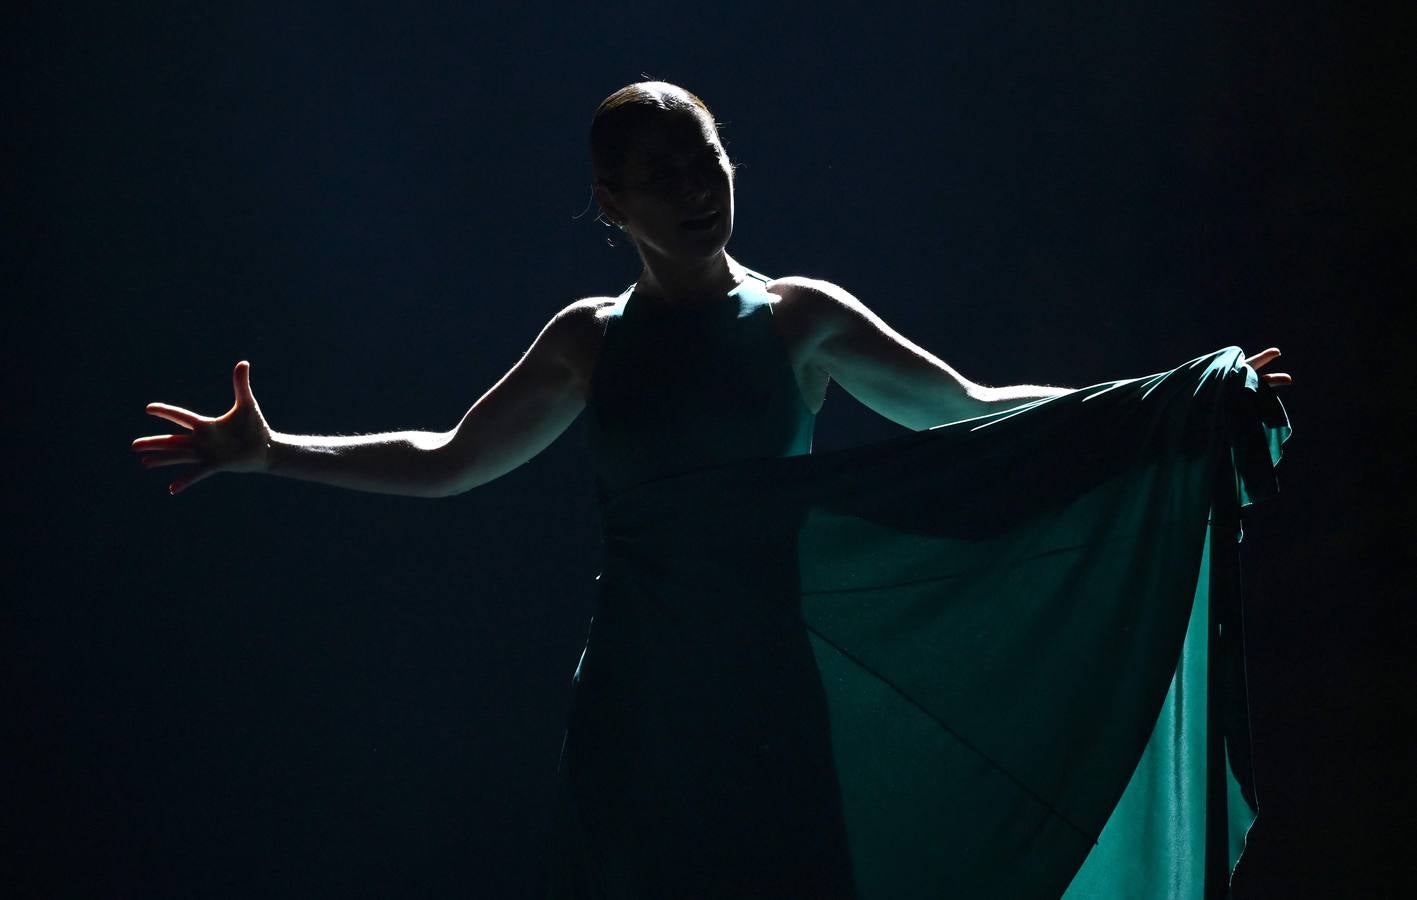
[630,149,730,192]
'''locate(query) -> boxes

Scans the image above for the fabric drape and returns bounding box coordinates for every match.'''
[553,344,1288,898]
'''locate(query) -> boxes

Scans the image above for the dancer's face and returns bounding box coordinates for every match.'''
[596,109,735,263]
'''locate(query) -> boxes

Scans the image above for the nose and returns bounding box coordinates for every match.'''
[680,170,714,205]
[683,182,711,206]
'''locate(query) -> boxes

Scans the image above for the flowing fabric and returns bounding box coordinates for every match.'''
[547,275,1289,898]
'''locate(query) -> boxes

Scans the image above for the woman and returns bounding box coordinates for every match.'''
[135,82,1291,897]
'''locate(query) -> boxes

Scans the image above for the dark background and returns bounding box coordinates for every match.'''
[9,1,1411,896]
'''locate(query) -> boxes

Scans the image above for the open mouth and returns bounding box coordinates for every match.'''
[681,209,721,231]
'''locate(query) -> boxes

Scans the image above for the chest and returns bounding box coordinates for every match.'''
[584,296,816,493]
[588,294,828,415]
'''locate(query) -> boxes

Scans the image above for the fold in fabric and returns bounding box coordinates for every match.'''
[569,347,1288,898]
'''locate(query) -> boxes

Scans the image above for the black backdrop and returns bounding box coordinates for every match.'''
[10,2,1412,896]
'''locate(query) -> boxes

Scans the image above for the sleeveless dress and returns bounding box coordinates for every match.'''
[547,272,1290,899]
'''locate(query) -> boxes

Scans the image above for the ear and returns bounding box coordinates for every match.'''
[592,182,626,228]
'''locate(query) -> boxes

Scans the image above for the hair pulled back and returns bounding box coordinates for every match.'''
[589,81,718,190]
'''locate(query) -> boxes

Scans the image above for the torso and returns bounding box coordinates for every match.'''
[574,278,829,414]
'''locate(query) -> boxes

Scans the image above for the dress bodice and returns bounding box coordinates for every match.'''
[585,271,816,499]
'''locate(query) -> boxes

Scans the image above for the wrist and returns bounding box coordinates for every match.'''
[261,431,284,474]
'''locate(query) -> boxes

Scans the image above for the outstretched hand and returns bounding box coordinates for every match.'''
[1244,347,1292,388]
[132,361,272,495]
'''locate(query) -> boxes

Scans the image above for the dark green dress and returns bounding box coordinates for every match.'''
[548,271,1289,898]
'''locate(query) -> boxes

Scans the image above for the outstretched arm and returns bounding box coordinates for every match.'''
[771,277,1070,430]
[132,300,604,497]
[769,278,1291,431]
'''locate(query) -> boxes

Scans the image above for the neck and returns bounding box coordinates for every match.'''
[635,250,745,307]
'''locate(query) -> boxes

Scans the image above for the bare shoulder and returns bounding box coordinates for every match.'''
[764,275,864,339]
[765,274,826,303]
[541,299,620,348]
[547,295,614,332]
[540,296,619,389]
[766,274,865,312]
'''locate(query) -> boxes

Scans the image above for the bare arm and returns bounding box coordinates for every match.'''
[429,300,603,495]
[771,277,1070,430]
[133,300,604,497]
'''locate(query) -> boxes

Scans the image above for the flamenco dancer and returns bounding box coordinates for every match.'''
[134,82,1292,898]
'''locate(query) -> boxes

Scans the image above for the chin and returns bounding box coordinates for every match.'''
[683,235,732,262]
[686,216,733,252]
